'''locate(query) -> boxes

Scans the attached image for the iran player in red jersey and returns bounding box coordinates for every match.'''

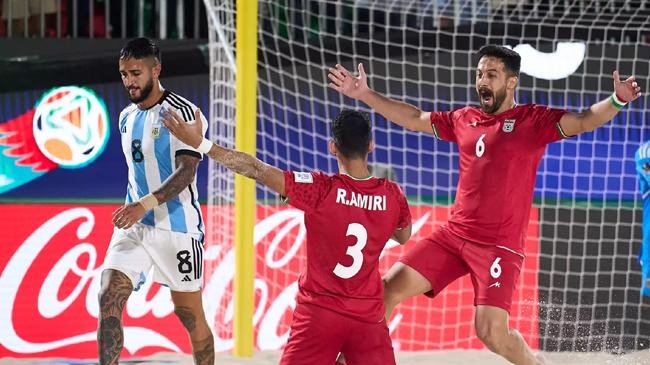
[162,108,412,365]
[328,45,642,365]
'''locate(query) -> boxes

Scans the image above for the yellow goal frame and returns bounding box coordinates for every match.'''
[233,0,258,357]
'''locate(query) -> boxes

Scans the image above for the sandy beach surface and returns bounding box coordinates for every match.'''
[2,349,650,365]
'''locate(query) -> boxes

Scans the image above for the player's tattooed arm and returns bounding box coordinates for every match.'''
[162,108,286,196]
[152,154,200,203]
[111,156,197,229]
[206,145,286,196]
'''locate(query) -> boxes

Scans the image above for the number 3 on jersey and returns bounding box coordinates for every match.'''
[333,223,367,279]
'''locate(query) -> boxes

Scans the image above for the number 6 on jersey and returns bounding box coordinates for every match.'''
[476,133,486,157]
[333,223,368,279]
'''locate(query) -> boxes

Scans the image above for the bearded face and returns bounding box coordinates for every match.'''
[475,56,516,114]
[126,76,154,104]
[119,57,159,104]
[477,83,507,114]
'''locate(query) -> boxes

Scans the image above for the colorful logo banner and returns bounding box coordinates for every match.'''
[0,86,109,194]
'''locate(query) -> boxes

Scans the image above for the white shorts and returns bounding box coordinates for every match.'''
[102,223,204,292]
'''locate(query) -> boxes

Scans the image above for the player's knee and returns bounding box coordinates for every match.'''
[97,288,108,309]
[98,270,132,314]
[98,286,129,315]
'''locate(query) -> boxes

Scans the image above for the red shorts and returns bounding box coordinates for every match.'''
[399,226,523,313]
[279,303,396,365]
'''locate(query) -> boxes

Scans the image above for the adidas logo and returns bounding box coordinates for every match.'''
[181,275,192,282]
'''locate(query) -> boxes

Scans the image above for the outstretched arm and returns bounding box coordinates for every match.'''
[559,70,642,136]
[162,109,285,196]
[328,63,433,134]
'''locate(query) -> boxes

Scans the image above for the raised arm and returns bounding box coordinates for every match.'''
[558,70,642,136]
[328,63,433,134]
[162,109,285,196]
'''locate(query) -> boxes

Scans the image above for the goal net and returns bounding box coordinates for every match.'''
[203,0,650,354]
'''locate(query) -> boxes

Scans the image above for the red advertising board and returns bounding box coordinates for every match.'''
[0,204,539,358]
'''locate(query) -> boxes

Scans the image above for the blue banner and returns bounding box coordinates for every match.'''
[1,75,648,201]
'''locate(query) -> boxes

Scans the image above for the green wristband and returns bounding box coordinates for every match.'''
[610,93,627,109]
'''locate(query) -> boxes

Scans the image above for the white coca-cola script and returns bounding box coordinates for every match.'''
[0,206,431,356]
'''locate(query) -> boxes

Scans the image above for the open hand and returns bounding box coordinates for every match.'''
[328,63,369,100]
[162,108,204,149]
[112,202,146,229]
[613,70,642,103]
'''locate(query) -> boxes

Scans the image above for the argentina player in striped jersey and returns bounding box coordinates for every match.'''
[98,38,213,365]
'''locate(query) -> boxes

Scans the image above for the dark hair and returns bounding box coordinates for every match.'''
[120,37,161,63]
[331,109,372,159]
[475,45,520,76]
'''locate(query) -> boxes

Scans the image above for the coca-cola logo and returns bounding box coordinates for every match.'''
[0,204,540,358]
[0,207,180,355]
[0,204,432,357]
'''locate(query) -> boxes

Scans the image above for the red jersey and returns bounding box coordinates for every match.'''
[283,171,411,322]
[430,104,567,254]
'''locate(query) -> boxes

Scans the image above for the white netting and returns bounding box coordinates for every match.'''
[203,0,237,352]
[205,0,650,354]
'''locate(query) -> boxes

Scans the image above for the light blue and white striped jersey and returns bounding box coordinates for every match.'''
[118,90,206,239]
[635,140,650,296]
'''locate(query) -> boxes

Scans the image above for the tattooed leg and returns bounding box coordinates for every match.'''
[191,334,215,365]
[175,306,198,332]
[98,269,133,365]
[172,291,214,365]
[98,317,123,365]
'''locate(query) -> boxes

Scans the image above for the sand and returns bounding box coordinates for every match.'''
[2,349,650,365]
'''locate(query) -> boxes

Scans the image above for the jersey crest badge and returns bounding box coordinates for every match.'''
[502,119,516,133]
[152,119,162,139]
[293,171,313,183]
